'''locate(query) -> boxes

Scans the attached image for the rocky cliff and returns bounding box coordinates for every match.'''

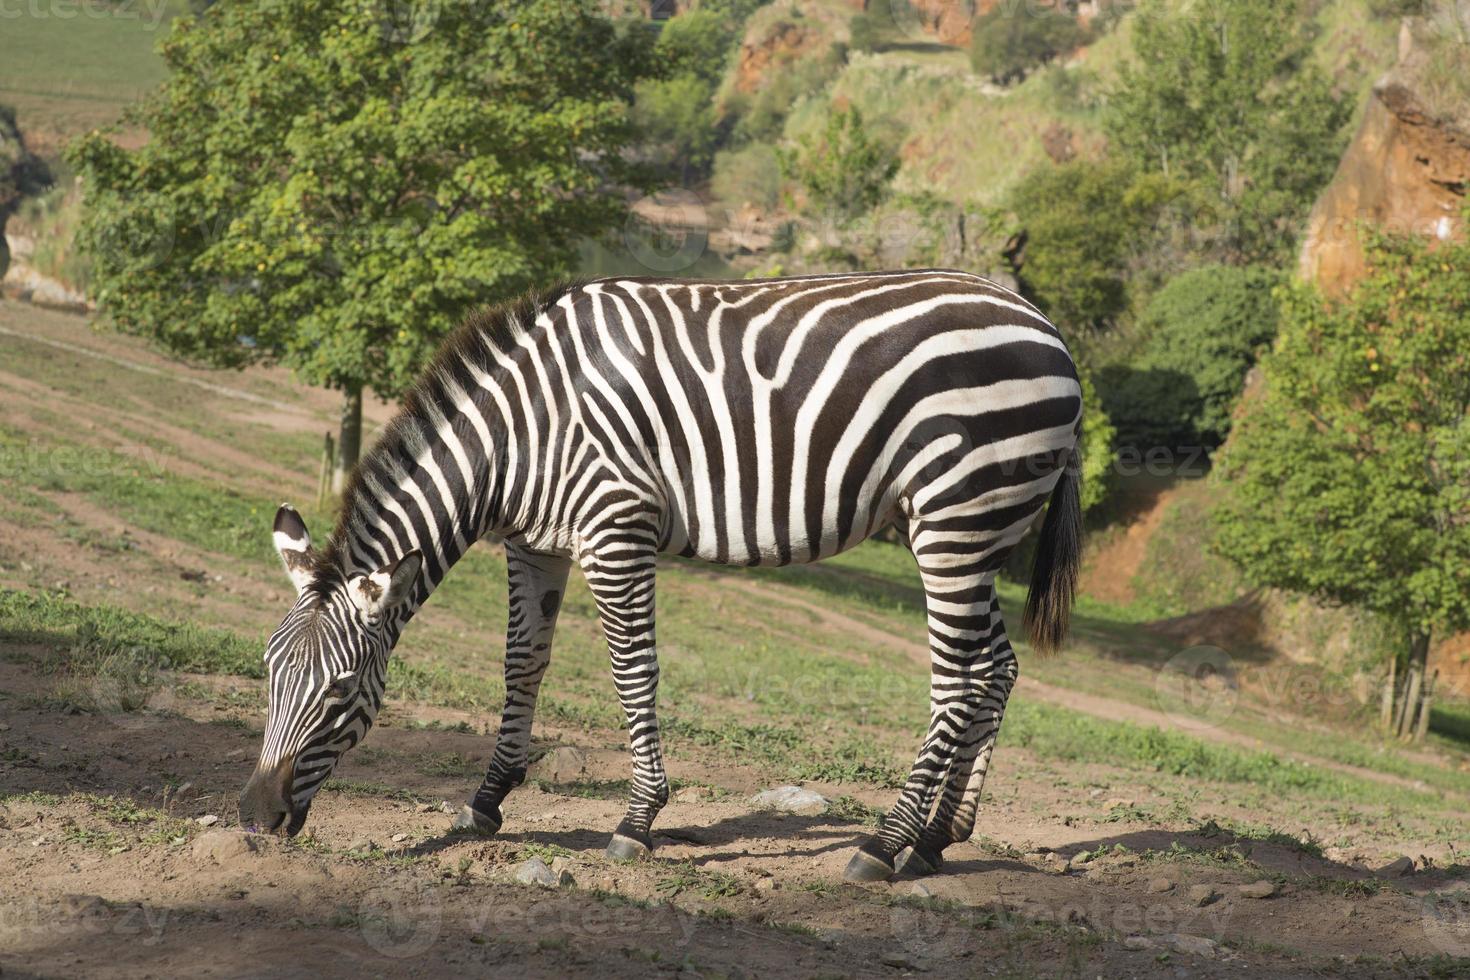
[1298,21,1470,295]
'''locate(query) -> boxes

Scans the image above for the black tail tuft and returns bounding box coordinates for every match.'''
[1023,455,1081,656]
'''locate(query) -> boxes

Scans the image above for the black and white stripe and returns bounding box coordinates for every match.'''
[242,269,1083,880]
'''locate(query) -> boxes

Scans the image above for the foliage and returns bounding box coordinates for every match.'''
[1106,0,1350,263]
[1007,157,1185,333]
[1101,265,1281,450]
[711,143,783,209]
[778,107,897,221]
[634,73,724,177]
[970,3,1089,85]
[1214,230,1470,652]
[70,0,651,402]
[848,10,881,54]
[1077,367,1115,514]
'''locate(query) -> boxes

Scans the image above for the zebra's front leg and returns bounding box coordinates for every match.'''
[454,544,571,835]
[580,531,666,860]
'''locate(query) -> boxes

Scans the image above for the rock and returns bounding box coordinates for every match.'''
[1380,855,1415,877]
[1238,880,1277,899]
[1165,933,1219,958]
[1102,798,1135,811]
[753,877,777,894]
[1186,884,1218,907]
[191,831,259,865]
[391,833,409,843]
[1043,852,1069,874]
[513,857,558,887]
[749,786,828,817]
[549,855,577,886]
[1122,935,1155,951]
[879,951,912,969]
[347,838,378,854]
[1146,877,1174,895]
[1066,853,1093,872]
[675,786,705,804]
[526,745,587,784]
[907,881,935,899]
[195,814,219,827]
[438,800,456,815]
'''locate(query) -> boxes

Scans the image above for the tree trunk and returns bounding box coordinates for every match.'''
[330,385,363,496]
[1379,655,1396,731]
[1414,669,1437,743]
[1395,631,1430,740]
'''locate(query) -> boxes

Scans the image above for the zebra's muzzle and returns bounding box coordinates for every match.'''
[239,756,303,835]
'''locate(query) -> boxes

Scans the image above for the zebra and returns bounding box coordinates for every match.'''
[239,269,1083,882]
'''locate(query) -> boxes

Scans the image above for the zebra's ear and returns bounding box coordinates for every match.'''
[273,504,316,595]
[349,551,422,624]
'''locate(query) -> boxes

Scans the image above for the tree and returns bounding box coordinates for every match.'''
[1006,158,1184,333]
[1100,265,1280,451]
[970,2,1088,85]
[1214,230,1470,740]
[1105,0,1349,263]
[779,107,898,222]
[70,0,651,491]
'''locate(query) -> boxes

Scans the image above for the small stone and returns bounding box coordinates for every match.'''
[416,803,435,813]
[880,951,911,969]
[550,856,574,878]
[347,838,377,853]
[1102,798,1134,811]
[526,745,587,784]
[1380,855,1415,877]
[1066,853,1093,872]
[1122,935,1155,951]
[1238,880,1276,899]
[1146,877,1174,894]
[391,833,409,843]
[1186,884,1218,907]
[195,814,219,827]
[675,786,705,804]
[1043,852,1069,873]
[1166,933,1219,958]
[513,856,557,887]
[556,870,576,887]
[908,880,935,899]
[437,800,456,815]
[191,831,259,865]
[748,786,828,817]
[753,877,777,894]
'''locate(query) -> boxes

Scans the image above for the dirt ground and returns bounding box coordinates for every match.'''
[2,300,1469,978]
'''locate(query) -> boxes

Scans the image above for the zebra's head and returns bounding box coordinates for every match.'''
[239,504,422,835]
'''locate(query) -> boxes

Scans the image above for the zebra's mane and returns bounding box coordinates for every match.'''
[310,282,579,583]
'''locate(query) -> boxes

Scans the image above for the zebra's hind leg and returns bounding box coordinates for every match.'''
[844,555,1003,883]
[903,591,1016,876]
[454,545,571,835]
[580,519,668,861]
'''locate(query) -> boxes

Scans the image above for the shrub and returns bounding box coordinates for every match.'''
[778,107,898,222]
[970,4,1087,85]
[1100,265,1281,451]
[712,143,783,209]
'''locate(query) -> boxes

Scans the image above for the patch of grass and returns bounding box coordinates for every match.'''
[0,588,263,678]
[826,794,885,827]
[653,860,744,901]
[1195,817,1324,859]
[1301,875,1383,899]
[319,778,425,804]
[418,752,480,779]
[533,779,630,801]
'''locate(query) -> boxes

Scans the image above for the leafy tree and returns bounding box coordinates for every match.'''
[1006,158,1184,333]
[70,0,651,490]
[1214,230,1470,740]
[633,8,741,180]
[1106,0,1349,263]
[970,3,1087,85]
[779,107,898,222]
[1100,265,1280,451]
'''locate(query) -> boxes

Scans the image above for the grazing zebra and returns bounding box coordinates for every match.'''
[239,269,1082,881]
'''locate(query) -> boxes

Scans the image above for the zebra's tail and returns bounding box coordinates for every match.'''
[1022,454,1081,656]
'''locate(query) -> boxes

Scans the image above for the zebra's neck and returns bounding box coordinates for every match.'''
[324,294,558,616]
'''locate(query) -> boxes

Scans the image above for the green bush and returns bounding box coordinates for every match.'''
[970,5,1087,84]
[778,107,897,222]
[1100,265,1281,451]
[711,143,783,209]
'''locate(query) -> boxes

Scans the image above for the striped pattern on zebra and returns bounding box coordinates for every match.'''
[239,269,1084,881]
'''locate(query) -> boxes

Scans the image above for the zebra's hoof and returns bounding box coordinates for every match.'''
[606,833,652,862]
[843,848,896,883]
[451,804,501,836]
[900,844,944,877]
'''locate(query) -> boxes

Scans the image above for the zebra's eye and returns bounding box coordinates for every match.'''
[324,674,357,701]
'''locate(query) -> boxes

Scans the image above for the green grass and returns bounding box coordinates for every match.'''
[0,587,263,677]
